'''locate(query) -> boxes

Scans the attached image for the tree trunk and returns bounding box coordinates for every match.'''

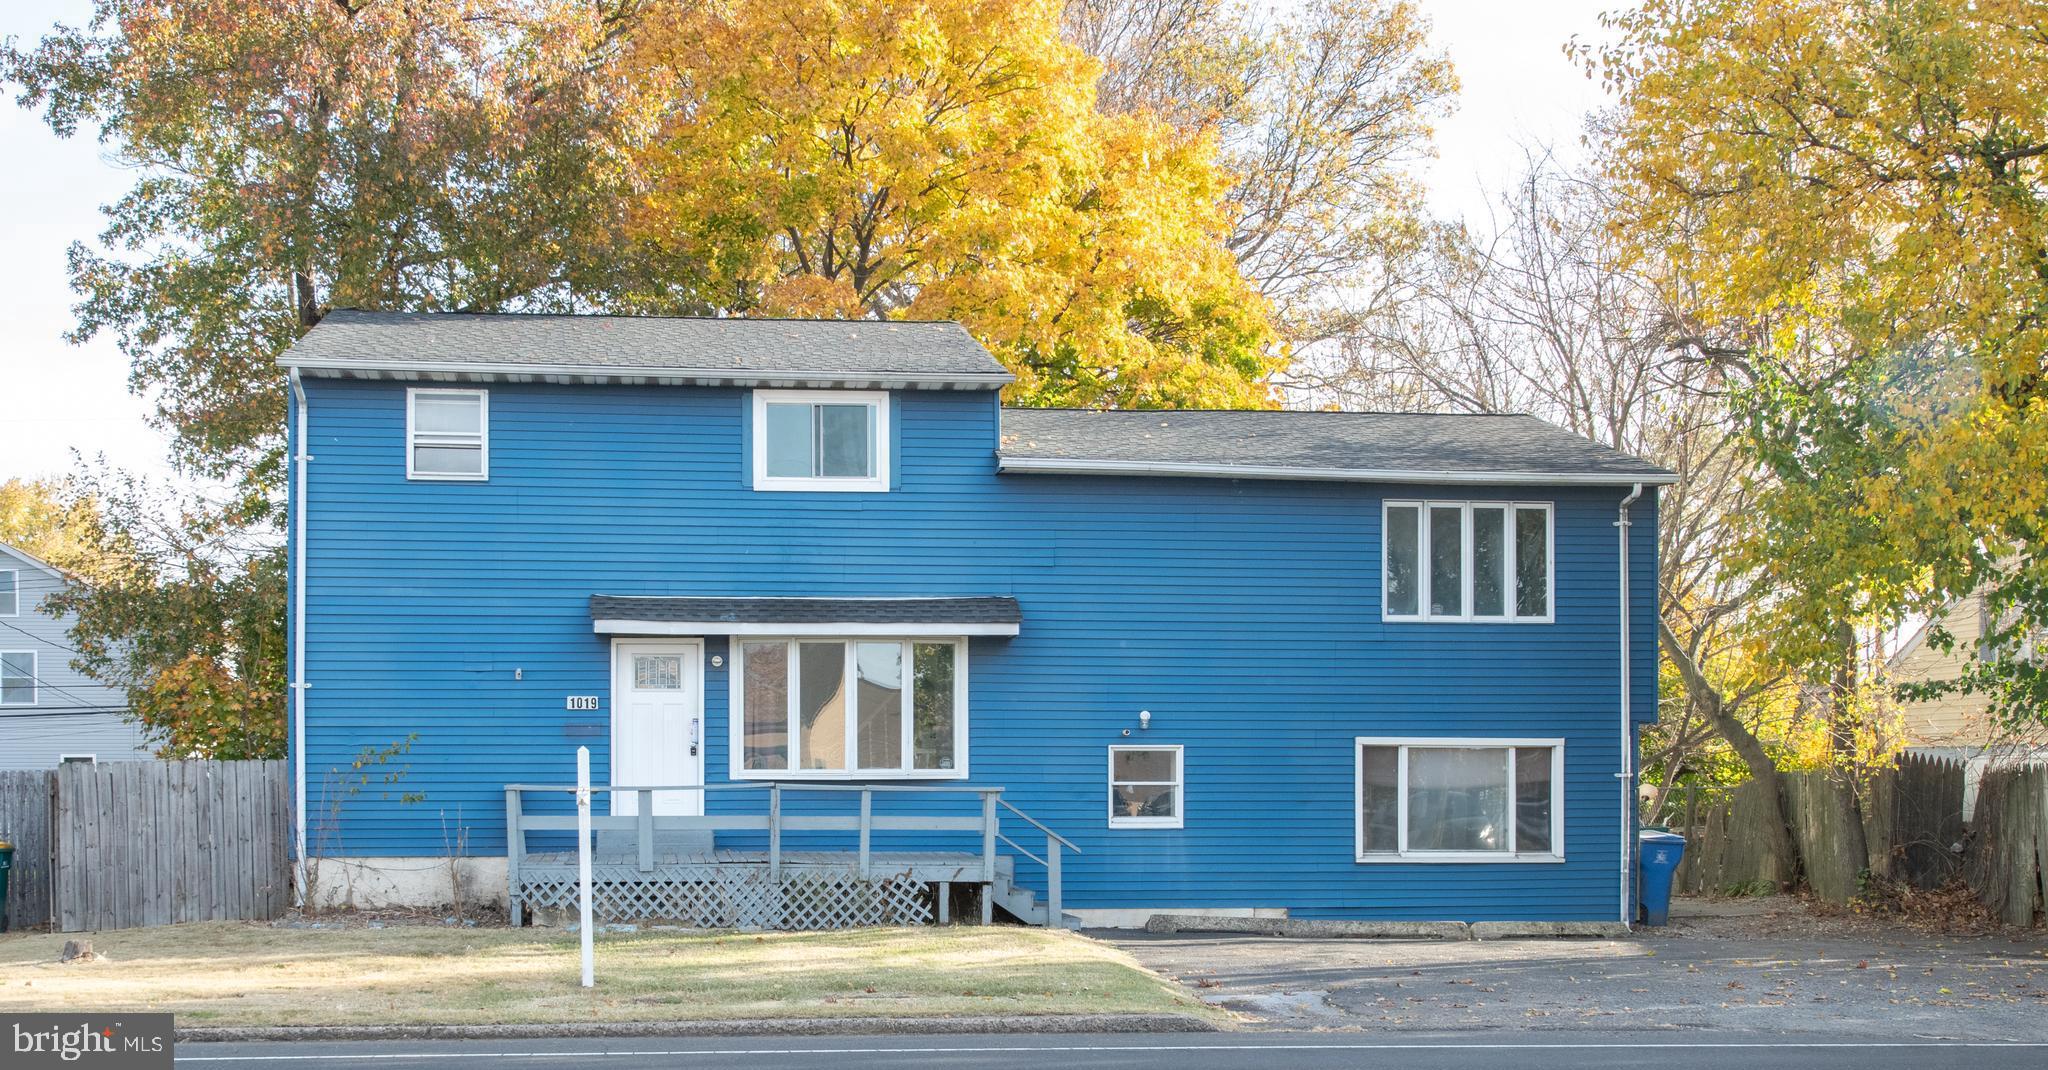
[1659,619,1798,889]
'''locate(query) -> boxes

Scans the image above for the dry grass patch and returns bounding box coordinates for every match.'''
[0,923,1211,1027]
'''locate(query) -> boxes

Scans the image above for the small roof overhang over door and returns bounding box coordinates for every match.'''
[590,595,1022,637]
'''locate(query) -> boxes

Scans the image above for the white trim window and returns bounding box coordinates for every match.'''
[1,650,35,707]
[1355,738,1564,862]
[0,569,15,616]
[1383,500,1553,622]
[1108,745,1183,829]
[752,390,889,492]
[406,388,489,480]
[730,637,964,779]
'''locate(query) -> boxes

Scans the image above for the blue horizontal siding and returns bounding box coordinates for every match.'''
[296,379,1659,921]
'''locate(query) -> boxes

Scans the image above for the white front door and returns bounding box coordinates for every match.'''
[610,640,703,816]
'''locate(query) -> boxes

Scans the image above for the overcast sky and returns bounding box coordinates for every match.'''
[0,0,1620,489]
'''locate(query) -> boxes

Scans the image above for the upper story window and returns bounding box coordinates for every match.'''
[407,388,489,481]
[731,637,963,779]
[1,651,35,706]
[0,569,16,616]
[1384,500,1552,623]
[752,390,888,492]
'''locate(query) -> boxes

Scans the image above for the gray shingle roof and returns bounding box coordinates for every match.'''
[998,409,1674,485]
[590,596,1021,627]
[280,310,1012,388]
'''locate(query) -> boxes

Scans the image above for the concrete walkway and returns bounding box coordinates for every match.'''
[1099,899,2048,1038]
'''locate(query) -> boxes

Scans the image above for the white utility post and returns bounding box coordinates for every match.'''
[576,745,595,988]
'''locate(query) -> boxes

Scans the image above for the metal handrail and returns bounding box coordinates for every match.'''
[999,798,1081,854]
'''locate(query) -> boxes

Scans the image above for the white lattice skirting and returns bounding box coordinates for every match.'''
[518,866,936,929]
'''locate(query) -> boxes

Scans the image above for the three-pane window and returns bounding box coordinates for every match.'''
[733,637,962,777]
[0,651,35,706]
[407,388,488,480]
[1357,739,1562,861]
[1384,501,1551,621]
[753,390,888,491]
[1108,746,1183,828]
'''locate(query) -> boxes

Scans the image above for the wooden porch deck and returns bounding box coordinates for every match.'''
[504,782,1076,929]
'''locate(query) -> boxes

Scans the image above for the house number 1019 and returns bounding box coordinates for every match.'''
[566,696,600,711]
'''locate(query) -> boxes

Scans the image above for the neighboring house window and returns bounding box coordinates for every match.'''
[1,651,35,706]
[731,637,963,778]
[1356,738,1563,862]
[59,754,96,764]
[0,569,15,615]
[407,388,488,480]
[752,390,889,491]
[1384,501,1552,622]
[1108,745,1183,829]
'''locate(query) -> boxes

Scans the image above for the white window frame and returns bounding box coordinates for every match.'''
[1353,736,1565,863]
[728,636,967,780]
[751,389,890,492]
[59,754,96,764]
[1107,744,1184,829]
[1382,500,1554,623]
[405,387,490,481]
[0,569,17,616]
[0,649,36,707]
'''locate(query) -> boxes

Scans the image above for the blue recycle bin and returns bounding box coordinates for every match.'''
[1637,828,1685,926]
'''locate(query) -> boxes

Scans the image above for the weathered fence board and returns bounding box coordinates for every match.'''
[52,760,290,932]
[1969,764,2048,928]
[0,769,55,930]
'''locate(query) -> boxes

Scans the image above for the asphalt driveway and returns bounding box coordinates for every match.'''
[1098,899,2048,1039]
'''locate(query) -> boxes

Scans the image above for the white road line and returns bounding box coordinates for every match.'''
[176,1040,2048,1063]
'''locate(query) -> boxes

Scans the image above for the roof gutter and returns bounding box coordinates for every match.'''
[997,455,1679,487]
[280,358,1014,390]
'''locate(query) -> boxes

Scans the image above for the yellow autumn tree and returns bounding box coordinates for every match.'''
[618,0,1278,407]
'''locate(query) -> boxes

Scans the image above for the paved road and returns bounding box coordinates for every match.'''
[176,1032,2048,1069]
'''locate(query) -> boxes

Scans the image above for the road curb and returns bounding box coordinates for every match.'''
[177,1013,1222,1043]
[1143,914,1469,940]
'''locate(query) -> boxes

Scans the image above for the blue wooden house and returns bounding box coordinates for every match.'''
[282,311,1670,928]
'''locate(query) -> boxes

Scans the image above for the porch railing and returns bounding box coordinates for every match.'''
[502,781,1077,926]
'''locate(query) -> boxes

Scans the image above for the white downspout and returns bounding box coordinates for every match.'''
[1615,481,1645,928]
[289,367,310,906]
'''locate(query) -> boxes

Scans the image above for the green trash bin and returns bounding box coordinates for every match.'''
[0,838,13,933]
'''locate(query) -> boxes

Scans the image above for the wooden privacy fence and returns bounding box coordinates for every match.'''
[0,770,55,931]
[1969,764,2048,927]
[0,760,290,932]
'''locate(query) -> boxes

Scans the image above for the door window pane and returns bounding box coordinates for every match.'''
[1407,747,1507,852]
[818,404,873,478]
[764,403,815,478]
[797,641,846,770]
[1472,506,1506,617]
[634,655,683,690]
[1384,506,1420,616]
[854,641,903,770]
[740,641,788,770]
[1515,747,1554,853]
[912,642,956,770]
[1359,745,1398,853]
[1516,507,1549,617]
[1428,506,1464,616]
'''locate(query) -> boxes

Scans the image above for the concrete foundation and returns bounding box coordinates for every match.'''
[303,856,508,911]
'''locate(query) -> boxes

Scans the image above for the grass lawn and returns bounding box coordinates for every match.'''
[0,922,1213,1027]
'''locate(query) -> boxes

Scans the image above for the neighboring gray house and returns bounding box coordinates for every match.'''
[0,540,152,768]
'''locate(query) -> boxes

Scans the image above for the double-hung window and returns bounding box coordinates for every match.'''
[732,638,964,778]
[1,651,35,706]
[1384,500,1551,622]
[1356,738,1563,862]
[1108,745,1183,828]
[407,388,488,480]
[752,390,888,491]
[0,569,15,616]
